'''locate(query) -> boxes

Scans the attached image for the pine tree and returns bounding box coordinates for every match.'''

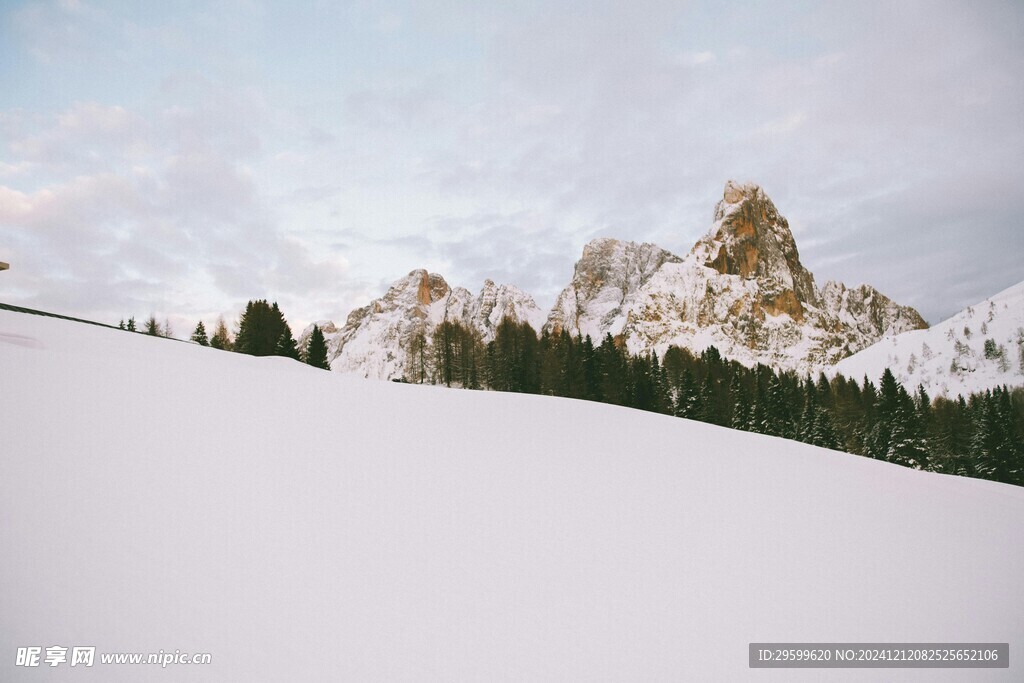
[234,300,298,358]
[304,325,330,370]
[866,368,902,461]
[973,387,1024,485]
[144,315,160,336]
[597,333,627,406]
[994,387,1022,485]
[764,372,795,438]
[729,373,751,431]
[798,382,818,444]
[275,328,300,361]
[695,374,715,423]
[811,410,841,450]
[126,316,137,332]
[971,390,999,480]
[191,321,209,346]
[675,368,698,418]
[580,335,600,402]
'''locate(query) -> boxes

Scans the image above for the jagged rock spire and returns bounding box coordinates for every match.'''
[692,180,819,321]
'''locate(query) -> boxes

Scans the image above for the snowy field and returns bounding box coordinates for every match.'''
[834,280,1024,397]
[2,308,1023,681]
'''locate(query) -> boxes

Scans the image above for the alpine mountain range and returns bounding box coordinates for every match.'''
[300,180,1021,391]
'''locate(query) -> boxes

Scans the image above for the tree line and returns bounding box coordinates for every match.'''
[404,317,1024,488]
[120,299,330,371]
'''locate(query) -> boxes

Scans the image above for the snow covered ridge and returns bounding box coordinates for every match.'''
[298,270,546,380]
[316,181,927,380]
[547,181,927,374]
[834,280,1024,396]
[3,308,1023,680]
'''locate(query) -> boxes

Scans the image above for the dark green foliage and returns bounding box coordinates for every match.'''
[305,325,331,370]
[191,321,209,346]
[126,316,136,332]
[234,300,299,359]
[144,315,160,336]
[275,327,300,360]
[969,387,1023,485]
[729,375,751,431]
[486,318,540,393]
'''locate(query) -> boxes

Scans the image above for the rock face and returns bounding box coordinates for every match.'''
[467,279,548,343]
[696,181,818,320]
[302,270,544,379]
[543,180,928,372]
[546,238,682,342]
[311,180,928,379]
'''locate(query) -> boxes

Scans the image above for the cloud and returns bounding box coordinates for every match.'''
[384,0,1024,322]
[2,0,1023,332]
[0,95,361,332]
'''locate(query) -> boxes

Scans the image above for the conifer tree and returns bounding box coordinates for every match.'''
[234,300,298,358]
[275,327,300,360]
[764,372,795,437]
[729,374,751,431]
[126,316,137,332]
[304,324,331,370]
[144,315,160,336]
[580,335,601,402]
[811,410,841,450]
[596,333,627,405]
[799,382,818,444]
[191,321,209,346]
[695,374,715,423]
[675,368,698,418]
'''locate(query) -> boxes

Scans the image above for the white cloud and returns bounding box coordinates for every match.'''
[2,0,1023,329]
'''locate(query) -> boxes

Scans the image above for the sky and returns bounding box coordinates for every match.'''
[1,0,1022,335]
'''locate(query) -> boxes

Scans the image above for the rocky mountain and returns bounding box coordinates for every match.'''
[309,180,927,379]
[545,238,682,342]
[300,270,544,379]
[545,181,927,372]
[833,280,1024,396]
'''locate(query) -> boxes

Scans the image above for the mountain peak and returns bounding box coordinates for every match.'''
[718,179,763,211]
[311,180,929,378]
[546,238,682,339]
[694,180,818,318]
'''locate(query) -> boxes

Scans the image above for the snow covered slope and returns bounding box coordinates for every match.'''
[834,280,1024,397]
[2,308,1023,681]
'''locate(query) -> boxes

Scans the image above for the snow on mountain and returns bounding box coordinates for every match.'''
[3,308,1023,681]
[545,237,682,342]
[546,181,927,373]
[304,181,924,380]
[466,277,547,342]
[299,270,544,380]
[834,280,1024,396]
